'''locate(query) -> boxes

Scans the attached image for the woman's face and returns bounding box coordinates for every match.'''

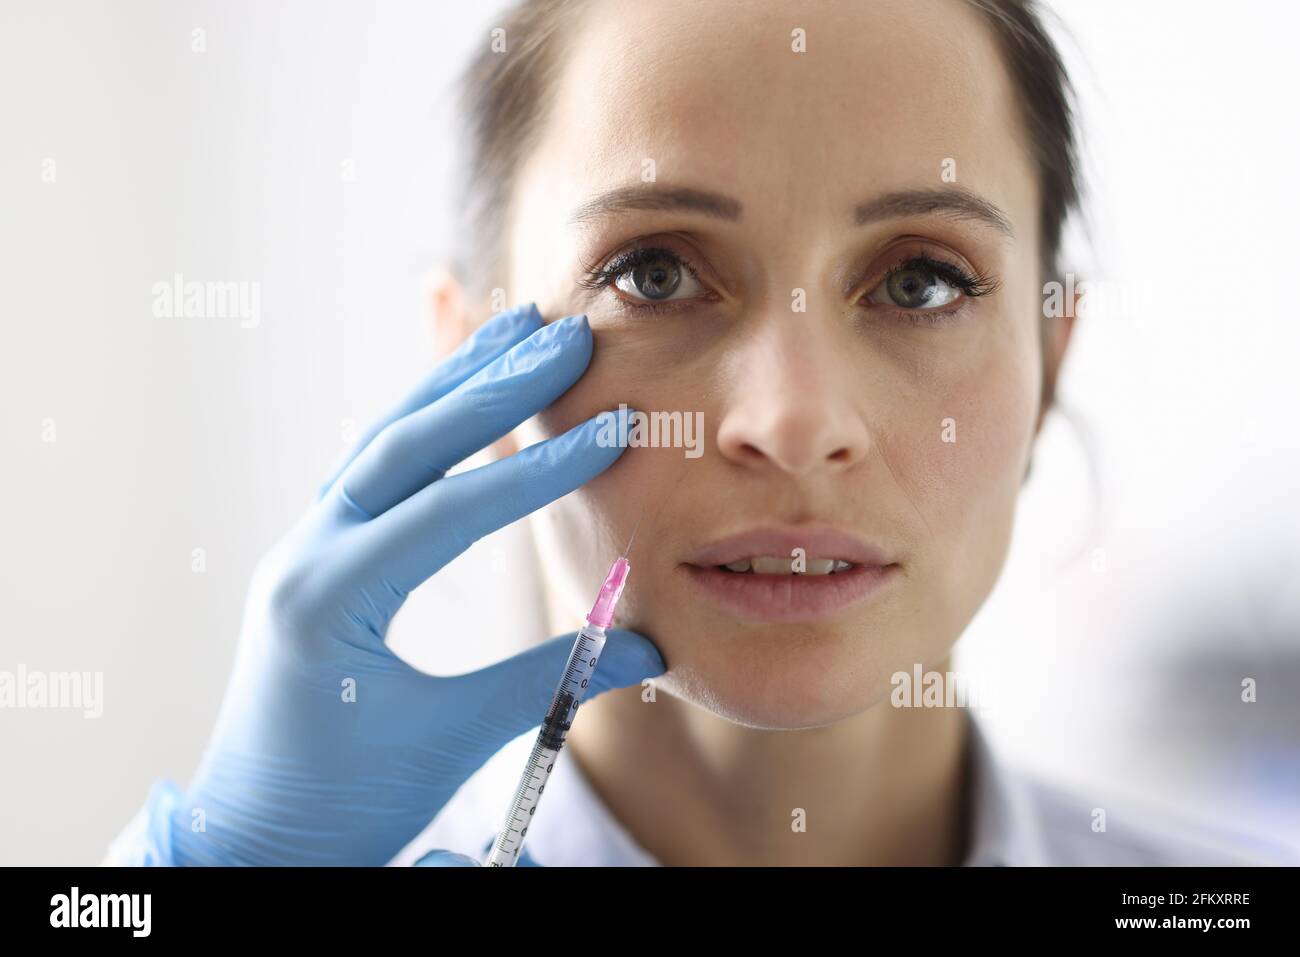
[504,0,1051,729]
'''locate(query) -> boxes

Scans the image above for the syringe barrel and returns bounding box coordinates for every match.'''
[483,621,607,867]
[539,620,606,748]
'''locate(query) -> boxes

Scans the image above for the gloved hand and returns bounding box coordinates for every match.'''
[107,302,664,866]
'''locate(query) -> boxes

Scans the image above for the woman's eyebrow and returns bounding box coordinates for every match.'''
[854,186,1014,238]
[568,184,743,227]
[567,182,1013,238]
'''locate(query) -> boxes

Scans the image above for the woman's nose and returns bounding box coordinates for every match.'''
[714,334,872,477]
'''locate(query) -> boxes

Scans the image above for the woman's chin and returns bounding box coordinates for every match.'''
[655,661,895,731]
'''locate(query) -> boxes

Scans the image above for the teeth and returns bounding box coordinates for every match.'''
[717,556,857,575]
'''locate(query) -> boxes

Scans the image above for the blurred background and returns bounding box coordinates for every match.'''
[1,0,1296,864]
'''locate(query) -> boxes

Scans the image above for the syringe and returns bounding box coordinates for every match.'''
[483,550,633,867]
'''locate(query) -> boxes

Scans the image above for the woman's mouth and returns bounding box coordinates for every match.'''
[680,526,901,623]
[712,556,855,575]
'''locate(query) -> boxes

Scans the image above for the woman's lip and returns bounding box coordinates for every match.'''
[683,525,894,567]
[680,562,901,623]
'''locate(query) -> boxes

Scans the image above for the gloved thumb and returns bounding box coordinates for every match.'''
[456,627,665,752]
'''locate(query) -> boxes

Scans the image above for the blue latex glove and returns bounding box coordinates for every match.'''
[107,302,664,866]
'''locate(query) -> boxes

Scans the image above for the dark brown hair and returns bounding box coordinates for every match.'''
[447,0,582,307]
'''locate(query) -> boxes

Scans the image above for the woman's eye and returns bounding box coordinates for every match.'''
[612,251,705,303]
[866,262,963,310]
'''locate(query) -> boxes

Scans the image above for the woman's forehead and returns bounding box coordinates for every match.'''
[518,0,1037,248]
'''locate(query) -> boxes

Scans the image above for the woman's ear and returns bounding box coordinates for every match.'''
[428,264,521,462]
[1034,287,1079,437]
[429,263,469,362]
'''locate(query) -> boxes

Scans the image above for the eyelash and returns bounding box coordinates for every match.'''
[577,244,1001,324]
[875,255,1002,327]
[576,246,708,316]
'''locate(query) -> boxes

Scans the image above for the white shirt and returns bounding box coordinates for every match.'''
[391,713,1295,866]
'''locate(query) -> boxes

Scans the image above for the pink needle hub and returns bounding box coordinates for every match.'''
[586,557,631,628]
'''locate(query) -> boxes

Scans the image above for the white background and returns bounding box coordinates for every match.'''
[1,0,1297,864]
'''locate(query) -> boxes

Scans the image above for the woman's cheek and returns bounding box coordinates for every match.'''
[915,341,1040,608]
[524,332,693,628]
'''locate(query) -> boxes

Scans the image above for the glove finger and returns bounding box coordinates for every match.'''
[414,849,483,867]
[355,405,635,593]
[329,312,594,521]
[317,302,542,502]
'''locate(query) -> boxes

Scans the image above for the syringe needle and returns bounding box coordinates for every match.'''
[622,509,645,559]
[623,460,692,558]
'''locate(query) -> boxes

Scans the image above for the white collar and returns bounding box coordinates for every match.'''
[393,711,1054,867]
[961,711,1053,866]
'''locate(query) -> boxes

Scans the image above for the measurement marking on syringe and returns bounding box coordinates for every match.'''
[485,556,629,866]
